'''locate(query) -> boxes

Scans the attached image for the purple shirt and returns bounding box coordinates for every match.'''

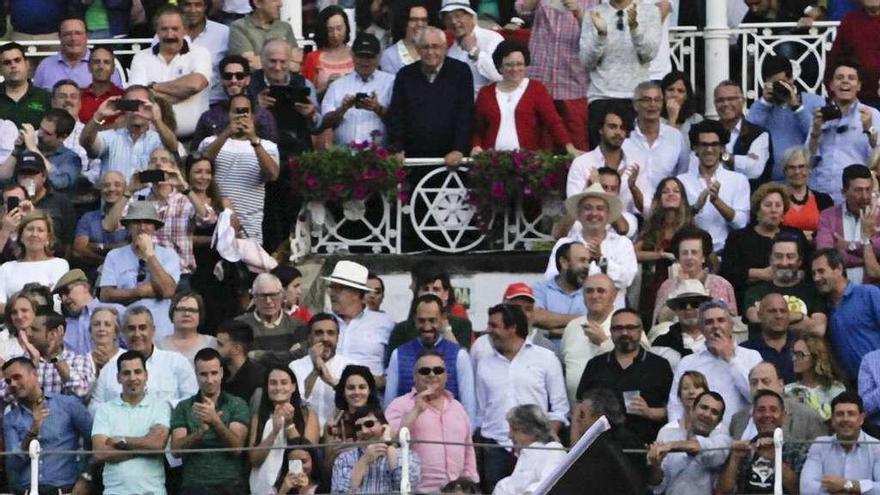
[32,51,123,92]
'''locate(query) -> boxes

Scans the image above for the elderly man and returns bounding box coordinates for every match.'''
[651,280,712,358]
[532,242,589,339]
[192,54,278,149]
[620,82,682,202]
[577,308,673,446]
[80,85,178,182]
[90,307,197,412]
[91,350,173,495]
[385,295,475,421]
[742,294,798,382]
[289,313,354,428]
[729,361,827,442]
[170,348,250,493]
[229,0,298,71]
[33,18,123,91]
[743,234,827,336]
[0,42,51,127]
[180,0,230,105]
[53,269,123,355]
[812,248,880,381]
[3,357,92,495]
[321,33,395,146]
[580,0,660,148]
[386,350,478,493]
[668,300,762,425]
[236,273,308,366]
[199,93,281,243]
[71,171,130,276]
[801,391,880,494]
[476,303,568,492]
[544,181,637,308]
[128,5,212,137]
[647,391,731,495]
[325,260,395,384]
[78,46,124,125]
[716,389,807,495]
[99,201,181,337]
[677,119,751,252]
[440,0,503,96]
[386,26,474,167]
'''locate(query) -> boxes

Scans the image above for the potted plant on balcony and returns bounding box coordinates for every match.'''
[466,149,571,231]
[289,139,408,225]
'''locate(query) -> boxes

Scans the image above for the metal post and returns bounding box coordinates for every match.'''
[773,427,783,495]
[703,0,730,118]
[282,0,304,40]
[28,439,40,494]
[399,427,412,495]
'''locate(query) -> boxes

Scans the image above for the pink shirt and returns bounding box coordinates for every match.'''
[385,390,479,493]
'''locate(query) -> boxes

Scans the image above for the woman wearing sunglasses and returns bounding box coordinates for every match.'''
[249,366,320,495]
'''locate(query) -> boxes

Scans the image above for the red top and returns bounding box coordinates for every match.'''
[288,305,313,324]
[79,83,124,124]
[783,192,821,233]
[471,79,571,151]
[827,10,880,102]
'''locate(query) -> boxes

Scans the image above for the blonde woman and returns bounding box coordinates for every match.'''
[0,210,69,313]
[89,306,124,374]
[786,336,845,421]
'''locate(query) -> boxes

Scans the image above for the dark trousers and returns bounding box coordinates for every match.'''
[179,486,243,495]
[475,431,515,494]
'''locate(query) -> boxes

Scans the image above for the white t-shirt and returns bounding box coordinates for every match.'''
[0,258,70,304]
[494,78,529,151]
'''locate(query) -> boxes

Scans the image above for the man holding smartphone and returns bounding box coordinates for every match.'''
[321,33,394,147]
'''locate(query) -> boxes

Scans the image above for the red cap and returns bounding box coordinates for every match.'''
[503,282,535,301]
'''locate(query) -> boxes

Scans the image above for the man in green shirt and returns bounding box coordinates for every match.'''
[171,348,250,493]
[228,0,298,71]
[0,42,51,127]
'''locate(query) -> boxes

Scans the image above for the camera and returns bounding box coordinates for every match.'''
[116,99,141,112]
[771,81,790,103]
[820,102,842,121]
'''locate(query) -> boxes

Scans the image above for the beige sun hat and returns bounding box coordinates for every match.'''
[564,182,623,223]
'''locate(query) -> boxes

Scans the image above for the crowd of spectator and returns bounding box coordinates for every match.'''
[3,0,880,494]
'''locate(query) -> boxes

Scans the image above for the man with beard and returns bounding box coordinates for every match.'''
[289,313,355,429]
[216,319,265,405]
[812,247,880,381]
[384,295,475,423]
[800,391,880,494]
[576,308,673,446]
[651,280,712,358]
[743,235,827,336]
[128,5,212,138]
[386,350,478,492]
[647,391,731,495]
[52,269,124,355]
[742,295,799,383]
[532,242,588,340]
[716,389,806,495]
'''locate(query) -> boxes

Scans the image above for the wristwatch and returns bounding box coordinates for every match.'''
[49,356,59,364]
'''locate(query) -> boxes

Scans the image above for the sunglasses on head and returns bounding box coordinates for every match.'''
[222,71,247,81]
[616,10,624,31]
[417,366,446,376]
[355,419,377,431]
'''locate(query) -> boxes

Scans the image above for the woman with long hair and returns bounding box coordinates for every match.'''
[380,0,429,75]
[325,364,381,443]
[660,71,703,171]
[635,177,693,321]
[274,442,323,495]
[303,6,354,98]
[0,291,40,363]
[249,366,321,495]
[785,336,846,421]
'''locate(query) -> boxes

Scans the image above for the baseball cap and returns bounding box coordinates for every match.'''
[503,282,535,301]
[352,33,381,57]
[15,150,47,175]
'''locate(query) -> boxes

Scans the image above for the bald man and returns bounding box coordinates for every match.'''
[742,293,796,383]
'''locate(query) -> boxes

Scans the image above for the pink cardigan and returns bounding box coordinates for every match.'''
[472,79,572,151]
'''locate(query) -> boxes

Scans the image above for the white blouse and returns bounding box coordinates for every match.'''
[494,78,530,151]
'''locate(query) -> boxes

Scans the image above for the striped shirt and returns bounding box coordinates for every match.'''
[92,127,164,183]
[198,136,279,241]
[331,445,421,494]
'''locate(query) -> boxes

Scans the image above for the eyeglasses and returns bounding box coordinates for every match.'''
[793,351,811,360]
[615,9,624,31]
[222,71,248,81]
[355,419,377,431]
[636,96,663,104]
[610,324,641,332]
[254,292,282,300]
[136,259,147,283]
[695,141,723,149]
[174,307,199,314]
[417,366,446,376]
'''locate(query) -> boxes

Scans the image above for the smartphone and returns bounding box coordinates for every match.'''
[6,196,19,211]
[116,99,141,112]
[355,92,369,103]
[268,85,291,102]
[139,169,166,183]
[291,86,311,104]
[234,107,249,115]
[288,459,303,475]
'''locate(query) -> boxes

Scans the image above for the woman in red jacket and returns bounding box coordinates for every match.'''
[471,40,582,156]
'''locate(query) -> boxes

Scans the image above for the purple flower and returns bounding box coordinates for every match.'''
[491,181,506,199]
[332,184,345,193]
[353,183,369,200]
[399,190,411,204]
[395,169,407,180]
[305,175,318,189]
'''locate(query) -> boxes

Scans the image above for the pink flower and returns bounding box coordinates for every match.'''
[395,169,407,180]
[375,148,390,159]
[491,181,506,199]
[305,175,318,189]
[353,183,369,200]
[399,190,411,204]
[332,184,345,193]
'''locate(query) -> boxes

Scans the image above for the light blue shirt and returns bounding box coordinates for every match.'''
[809,100,880,203]
[384,340,477,426]
[91,393,171,495]
[532,277,586,317]
[91,127,165,183]
[321,69,395,147]
[652,422,731,495]
[99,243,181,339]
[746,93,824,181]
[64,298,127,355]
[335,308,395,376]
[800,431,880,495]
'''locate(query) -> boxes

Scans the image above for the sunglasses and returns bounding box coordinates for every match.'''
[610,324,641,332]
[417,366,446,376]
[674,300,703,310]
[136,259,147,283]
[222,71,248,81]
[616,10,624,31]
[355,419,377,431]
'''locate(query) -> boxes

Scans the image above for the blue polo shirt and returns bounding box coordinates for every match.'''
[828,282,880,380]
[532,277,586,317]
